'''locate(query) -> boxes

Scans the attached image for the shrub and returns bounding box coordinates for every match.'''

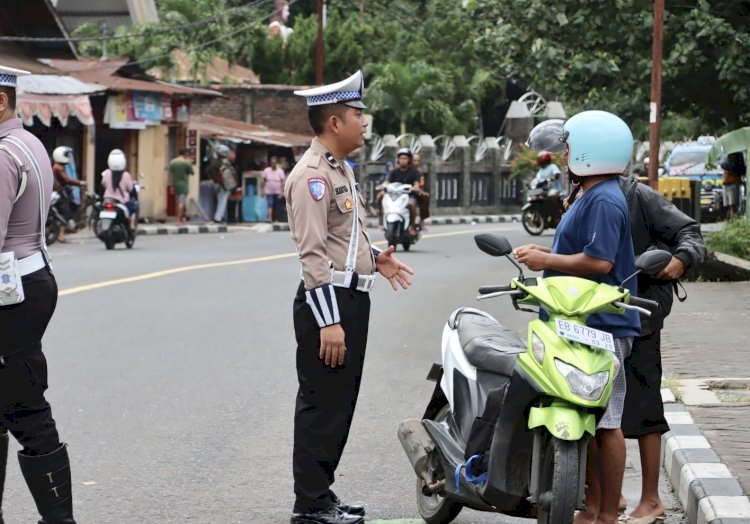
[706,218,750,261]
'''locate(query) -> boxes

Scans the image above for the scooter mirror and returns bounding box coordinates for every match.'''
[474,234,513,257]
[635,249,673,275]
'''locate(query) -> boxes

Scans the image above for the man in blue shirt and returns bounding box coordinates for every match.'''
[514,111,639,524]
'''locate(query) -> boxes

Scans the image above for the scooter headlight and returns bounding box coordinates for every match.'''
[531,333,545,363]
[554,359,609,401]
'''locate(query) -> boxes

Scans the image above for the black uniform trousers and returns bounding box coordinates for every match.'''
[621,331,670,438]
[292,282,370,514]
[0,267,61,455]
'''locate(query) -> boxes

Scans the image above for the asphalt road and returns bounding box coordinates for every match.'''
[2,224,680,524]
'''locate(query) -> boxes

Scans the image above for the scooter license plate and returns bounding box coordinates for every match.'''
[100,211,117,219]
[555,319,615,353]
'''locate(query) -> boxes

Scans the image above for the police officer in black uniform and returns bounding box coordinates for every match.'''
[0,65,76,524]
[285,71,415,524]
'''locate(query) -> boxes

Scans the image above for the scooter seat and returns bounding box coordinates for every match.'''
[457,314,526,375]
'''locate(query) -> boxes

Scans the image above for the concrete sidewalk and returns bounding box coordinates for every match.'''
[659,281,750,523]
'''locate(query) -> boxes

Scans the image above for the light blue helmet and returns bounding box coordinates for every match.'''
[564,110,633,176]
[526,110,633,176]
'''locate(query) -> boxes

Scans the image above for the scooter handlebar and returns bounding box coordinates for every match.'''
[478,285,513,295]
[628,296,660,309]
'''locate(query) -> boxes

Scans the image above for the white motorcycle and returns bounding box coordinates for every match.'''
[382,182,420,251]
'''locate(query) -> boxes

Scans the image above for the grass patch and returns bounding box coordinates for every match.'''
[706,218,750,261]
[662,375,683,403]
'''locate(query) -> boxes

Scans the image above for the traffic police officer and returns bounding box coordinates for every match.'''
[286,70,414,524]
[0,66,76,524]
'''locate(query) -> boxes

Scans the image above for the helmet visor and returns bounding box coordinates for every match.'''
[526,119,567,153]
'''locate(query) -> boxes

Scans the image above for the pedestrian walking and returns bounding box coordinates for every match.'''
[616,174,705,522]
[168,147,194,224]
[0,65,76,524]
[213,145,237,224]
[516,111,641,524]
[262,156,286,222]
[286,70,415,524]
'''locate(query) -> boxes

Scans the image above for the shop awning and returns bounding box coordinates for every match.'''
[16,75,105,127]
[190,114,312,148]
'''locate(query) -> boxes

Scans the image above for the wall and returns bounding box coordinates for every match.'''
[191,87,310,135]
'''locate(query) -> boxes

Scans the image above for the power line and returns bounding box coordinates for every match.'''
[0,0,272,43]
[60,0,298,75]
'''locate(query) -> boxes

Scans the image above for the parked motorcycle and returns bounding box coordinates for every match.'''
[521,178,565,236]
[96,198,135,250]
[397,233,670,524]
[382,181,420,251]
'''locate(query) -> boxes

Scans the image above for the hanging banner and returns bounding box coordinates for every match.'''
[16,94,94,127]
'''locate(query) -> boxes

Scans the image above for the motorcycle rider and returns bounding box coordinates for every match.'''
[100,149,136,231]
[533,151,563,209]
[51,146,84,243]
[377,148,420,235]
[514,111,640,524]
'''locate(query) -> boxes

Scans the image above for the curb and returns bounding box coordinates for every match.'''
[134,215,522,235]
[137,224,229,235]
[272,214,521,232]
[660,389,750,524]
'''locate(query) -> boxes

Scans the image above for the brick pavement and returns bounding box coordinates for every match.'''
[661,281,750,499]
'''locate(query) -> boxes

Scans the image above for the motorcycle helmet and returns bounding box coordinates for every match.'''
[536,151,553,166]
[216,144,230,158]
[52,146,73,164]
[107,149,127,171]
[396,147,412,160]
[527,111,633,176]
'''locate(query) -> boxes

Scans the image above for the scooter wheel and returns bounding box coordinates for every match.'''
[522,208,545,236]
[536,435,579,524]
[416,405,463,524]
[125,230,136,249]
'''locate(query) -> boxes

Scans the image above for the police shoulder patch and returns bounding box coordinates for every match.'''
[308,177,327,201]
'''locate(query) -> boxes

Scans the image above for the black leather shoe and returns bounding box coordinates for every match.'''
[290,505,364,524]
[332,495,365,517]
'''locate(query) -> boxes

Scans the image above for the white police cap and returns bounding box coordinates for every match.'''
[0,65,30,88]
[294,70,366,109]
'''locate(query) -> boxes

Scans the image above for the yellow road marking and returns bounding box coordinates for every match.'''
[59,226,511,297]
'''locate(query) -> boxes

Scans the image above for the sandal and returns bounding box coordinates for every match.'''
[618,513,666,524]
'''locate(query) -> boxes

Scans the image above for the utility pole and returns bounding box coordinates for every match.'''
[648,0,665,190]
[316,0,325,84]
[360,0,365,26]
[99,22,109,61]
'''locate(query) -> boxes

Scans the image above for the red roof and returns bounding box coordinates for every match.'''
[190,114,311,148]
[45,58,218,96]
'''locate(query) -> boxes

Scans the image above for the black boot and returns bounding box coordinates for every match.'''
[0,432,7,524]
[18,444,76,524]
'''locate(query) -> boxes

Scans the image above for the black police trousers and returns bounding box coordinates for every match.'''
[0,267,61,455]
[292,282,371,514]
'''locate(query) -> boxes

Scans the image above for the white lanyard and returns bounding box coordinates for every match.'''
[342,162,359,276]
[1,135,51,267]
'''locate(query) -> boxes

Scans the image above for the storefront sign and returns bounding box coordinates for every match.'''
[132,91,162,122]
[104,93,146,130]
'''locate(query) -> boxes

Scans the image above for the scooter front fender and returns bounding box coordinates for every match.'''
[528,404,596,441]
[521,202,533,212]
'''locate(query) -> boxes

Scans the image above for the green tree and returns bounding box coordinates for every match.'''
[473,0,750,138]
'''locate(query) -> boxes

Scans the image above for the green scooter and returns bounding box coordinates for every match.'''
[397,233,671,524]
